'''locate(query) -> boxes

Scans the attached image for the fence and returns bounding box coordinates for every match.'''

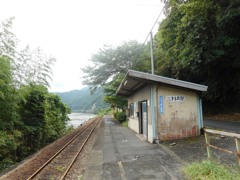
[204,128,240,166]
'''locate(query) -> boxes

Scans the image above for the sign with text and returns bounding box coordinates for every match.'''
[166,96,185,102]
[160,96,164,114]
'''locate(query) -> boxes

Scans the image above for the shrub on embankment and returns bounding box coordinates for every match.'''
[0,85,70,172]
[0,19,71,173]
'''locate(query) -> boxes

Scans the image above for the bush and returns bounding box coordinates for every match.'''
[114,111,127,123]
[0,158,14,172]
[97,108,111,116]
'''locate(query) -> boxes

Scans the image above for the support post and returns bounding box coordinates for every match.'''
[150,84,155,142]
[150,31,154,75]
[235,137,240,166]
[204,132,211,159]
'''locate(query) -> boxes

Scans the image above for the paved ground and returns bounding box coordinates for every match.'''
[83,116,184,180]
[204,119,240,133]
[163,119,240,168]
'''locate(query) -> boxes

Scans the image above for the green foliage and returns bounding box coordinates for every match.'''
[0,18,68,172]
[0,158,14,172]
[18,85,70,154]
[0,17,17,58]
[104,76,128,111]
[0,130,20,171]
[19,85,46,151]
[97,108,112,116]
[14,46,56,87]
[44,93,70,142]
[0,18,55,88]
[155,0,240,111]
[0,56,22,171]
[81,40,150,92]
[183,160,240,180]
[114,111,127,123]
[0,57,18,130]
[81,41,149,112]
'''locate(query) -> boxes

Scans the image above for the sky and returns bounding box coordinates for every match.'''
[0,0,165,92]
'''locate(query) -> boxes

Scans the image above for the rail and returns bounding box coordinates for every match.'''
[27,116,102,179]
[204,128,240,166]
[60,116,101,179]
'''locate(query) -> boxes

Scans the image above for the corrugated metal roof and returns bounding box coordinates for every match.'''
[116,70,208,96]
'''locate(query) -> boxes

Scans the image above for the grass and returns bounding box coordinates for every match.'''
[78,175,83,180]
[183,160,240,180]
[121,121,128,127]
[56,165,65,172]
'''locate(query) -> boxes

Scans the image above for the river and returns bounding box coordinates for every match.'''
[67,113,96,128]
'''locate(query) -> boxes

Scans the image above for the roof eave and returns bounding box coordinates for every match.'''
[116,70,208,96]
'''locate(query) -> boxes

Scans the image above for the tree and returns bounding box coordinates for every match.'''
[0,19,23,165]
[18,85,47,152]
[0,18,69,171]
[0,56,18,130]
[103,75,128,111]
[0,17,17,59]
[0,56,21,171]
[44,93,70,142]
[154,0,240,110]
[14,46,56,87]
[81,40,150,92]
[81,40,150,111]
[18,85,70,154]
[0,18,55,88]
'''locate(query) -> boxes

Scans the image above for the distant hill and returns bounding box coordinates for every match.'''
[54,87,109,113]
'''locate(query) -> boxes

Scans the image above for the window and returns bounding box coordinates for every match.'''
[129,103,134,118]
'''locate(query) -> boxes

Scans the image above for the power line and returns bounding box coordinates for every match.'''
[142,2,167,45]
[134,1,167,75]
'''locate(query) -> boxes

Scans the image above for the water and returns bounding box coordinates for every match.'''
[67,113,96,128]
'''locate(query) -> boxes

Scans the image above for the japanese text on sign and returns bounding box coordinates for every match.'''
[166,96,185,102]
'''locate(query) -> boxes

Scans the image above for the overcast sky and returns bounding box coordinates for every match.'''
[0,0,165,92]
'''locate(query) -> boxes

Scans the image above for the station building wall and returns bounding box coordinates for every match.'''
[127,84,201,142]
[156,85,199,140]
[127,85,154,142]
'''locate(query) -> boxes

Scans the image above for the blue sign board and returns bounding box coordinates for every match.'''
[160,96,164,114]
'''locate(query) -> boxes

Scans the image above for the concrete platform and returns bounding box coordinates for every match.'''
[83,116,184,180]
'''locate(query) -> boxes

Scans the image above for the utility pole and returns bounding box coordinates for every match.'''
[150,31,154,75]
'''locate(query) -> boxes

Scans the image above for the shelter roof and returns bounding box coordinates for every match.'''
[116,70,208,97]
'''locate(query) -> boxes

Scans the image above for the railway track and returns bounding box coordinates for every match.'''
[29,116,102,179]
[1,116,102,180]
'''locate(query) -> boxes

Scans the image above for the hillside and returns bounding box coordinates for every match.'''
[55,87,109,113]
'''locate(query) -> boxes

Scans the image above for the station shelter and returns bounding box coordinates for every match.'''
[116,70,208,143]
